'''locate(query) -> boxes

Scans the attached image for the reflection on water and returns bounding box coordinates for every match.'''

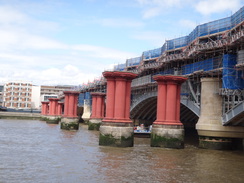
[0,119,243,183]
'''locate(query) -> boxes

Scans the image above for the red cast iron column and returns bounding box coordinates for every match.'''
[103,74,115,119]
[166,80,178,123]
[63,93,69,117]
[57,102,63,116]
[114,77,127,119]
[41,101,49,115]
[63,91,80,118]
[96,94,103,118]
[48,98,59,116]
[125,80,132,119]
[153,76,167,124]
[102,71,137,123]
[153,75,187,125]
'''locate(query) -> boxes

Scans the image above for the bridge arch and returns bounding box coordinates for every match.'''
[130,93,200,142]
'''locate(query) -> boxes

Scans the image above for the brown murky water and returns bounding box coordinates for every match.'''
[0,119,243,183]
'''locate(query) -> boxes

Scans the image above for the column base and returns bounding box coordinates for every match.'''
[99,122,134,147]
[60,117,79,130]
[199,136,232,150]
[46,116,61,124]
[40,115,48,121]
[151,124,184,149]
[88,118,102,130]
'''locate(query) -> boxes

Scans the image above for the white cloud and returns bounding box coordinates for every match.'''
[72,44,136,61]
[195,0,242,15]
[135,0,183,18]
[0,5,29,24]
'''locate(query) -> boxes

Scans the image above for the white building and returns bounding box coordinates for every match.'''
[3,81,32,109]
[3,81,74,110]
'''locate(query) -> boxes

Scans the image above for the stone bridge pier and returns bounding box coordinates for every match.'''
[99,71,137,147]
[151,75,187,149]
[88,92,106,130]
[196,78,244,150]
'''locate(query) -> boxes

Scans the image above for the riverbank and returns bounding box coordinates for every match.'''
[0,111,41,120]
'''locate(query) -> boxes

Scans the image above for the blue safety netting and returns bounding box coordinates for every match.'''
[222,54,244,89]
[78,93,85,106]
[182,56,222,75]
[188,7,243,43]
[126,57,142,67]
[112,6,244,74]
[84,92,91,99]
[166,36,188,50]
[142,47,162,59]
[114,63,126,71]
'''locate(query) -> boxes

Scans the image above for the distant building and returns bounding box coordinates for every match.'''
[0,84,4,106]
[40,85,73,102]
[3,81,32,109]
[2,81,75,110]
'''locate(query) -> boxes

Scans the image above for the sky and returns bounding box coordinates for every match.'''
[0,0,243,86]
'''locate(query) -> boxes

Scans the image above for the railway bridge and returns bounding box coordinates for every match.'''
[42,6,244,150]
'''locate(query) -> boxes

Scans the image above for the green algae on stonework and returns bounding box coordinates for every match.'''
[199,137,232,150]
[151,133,184,149]
[45,117,61,124]
[88,122,101,131]
[99,134,134,147]
[60,122,79,130]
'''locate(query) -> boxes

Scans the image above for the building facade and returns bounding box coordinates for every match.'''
[2,81,75,110]
[3,81,32,109]
[40,85,73,102]
[0,85,3,106]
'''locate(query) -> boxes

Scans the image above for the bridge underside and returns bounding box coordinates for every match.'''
[130,97,199,129]
[222,102,244,126]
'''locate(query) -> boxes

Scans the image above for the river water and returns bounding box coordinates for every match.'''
[0,119,243,183]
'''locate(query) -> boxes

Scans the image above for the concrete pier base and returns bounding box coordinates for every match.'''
[60,117,79,130]
[151,124,184,149]
[199,136,232,150]
[99,122,134,147]
[88,118,102,130]
[45,116,61,124]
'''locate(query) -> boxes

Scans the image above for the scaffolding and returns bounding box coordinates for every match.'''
[83,6,244,119]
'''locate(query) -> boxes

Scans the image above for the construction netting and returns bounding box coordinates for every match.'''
[237,50,244,64]
[223,54,244,89]
[142,47,162,59]
[182,56,222,75]
[231,6,244,27]
[126,57,142,67]
[114,63,126,71]
[78,93,85,107]
[166,36,188,50]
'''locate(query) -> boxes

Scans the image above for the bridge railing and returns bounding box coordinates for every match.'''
[131,74,154,87]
